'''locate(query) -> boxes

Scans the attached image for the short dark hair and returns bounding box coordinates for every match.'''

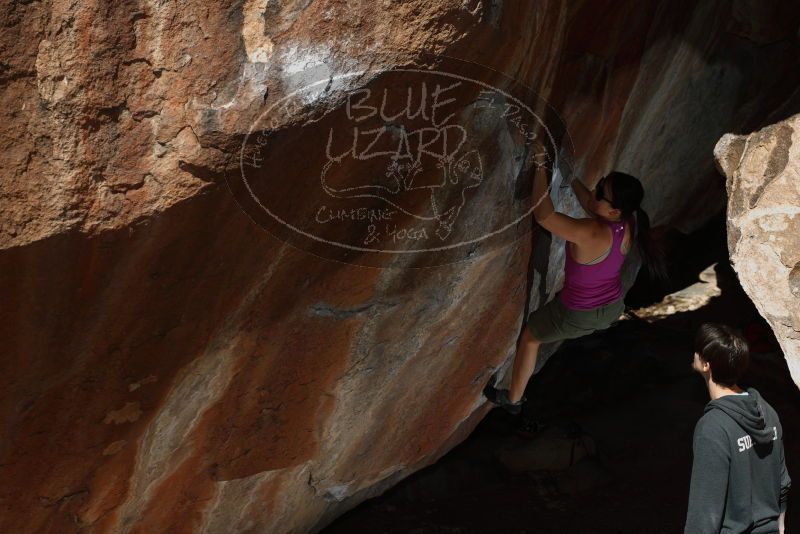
[694,323,750,386]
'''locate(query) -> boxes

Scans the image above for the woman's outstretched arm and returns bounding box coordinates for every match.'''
[531,160,555,221]
[531,160,594,244]
[571,174,596,216]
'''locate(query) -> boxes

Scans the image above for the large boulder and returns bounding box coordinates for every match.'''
[715,112,800,385]
[1,1,798,532]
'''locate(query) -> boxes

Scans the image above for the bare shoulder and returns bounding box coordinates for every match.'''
[537,211,597,244]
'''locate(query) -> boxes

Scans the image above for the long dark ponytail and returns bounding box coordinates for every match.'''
[606,171,669,285]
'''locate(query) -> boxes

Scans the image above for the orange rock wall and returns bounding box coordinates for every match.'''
[1,0,798,532]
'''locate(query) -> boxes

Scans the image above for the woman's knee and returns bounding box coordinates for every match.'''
[522,325,544,345]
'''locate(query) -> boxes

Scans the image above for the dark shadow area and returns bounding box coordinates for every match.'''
[623,209,728,309]
[324,212,800,534]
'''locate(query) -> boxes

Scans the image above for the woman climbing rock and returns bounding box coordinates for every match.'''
[484,162,668,415]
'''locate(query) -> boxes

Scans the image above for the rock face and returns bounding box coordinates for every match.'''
[1,1,799,533]
[715,112,800,385]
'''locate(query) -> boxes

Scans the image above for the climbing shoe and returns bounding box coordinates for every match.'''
[483,374,526,415]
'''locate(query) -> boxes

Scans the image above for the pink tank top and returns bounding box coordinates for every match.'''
[559,215,631,310]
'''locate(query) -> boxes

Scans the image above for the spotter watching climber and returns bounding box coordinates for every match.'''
[685,323,791,534]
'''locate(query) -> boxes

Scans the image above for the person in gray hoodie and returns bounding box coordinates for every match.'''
[686,323,791,534]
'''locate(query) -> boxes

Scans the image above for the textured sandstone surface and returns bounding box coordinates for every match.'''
[715,112,800,385]
[1,1,799,533]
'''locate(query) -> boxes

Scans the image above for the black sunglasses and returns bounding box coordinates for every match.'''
[595,176,612,204]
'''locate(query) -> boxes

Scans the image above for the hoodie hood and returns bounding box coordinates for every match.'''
[705,387,774,446]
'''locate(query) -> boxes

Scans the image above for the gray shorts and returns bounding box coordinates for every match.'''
[526,292,625,343]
